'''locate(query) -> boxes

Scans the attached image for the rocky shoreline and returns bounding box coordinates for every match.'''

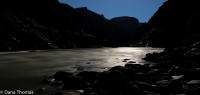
[35,47,200,95]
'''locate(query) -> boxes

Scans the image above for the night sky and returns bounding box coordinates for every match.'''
[59,0,167,22]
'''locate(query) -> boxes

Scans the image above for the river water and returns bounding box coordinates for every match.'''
[0,47,163,90]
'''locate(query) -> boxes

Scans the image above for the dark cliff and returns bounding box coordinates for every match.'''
[0,0,143,51]
[75,8,142,46]
[75,7,116,46]
[110,17,143,46]
[0,0,98,51]
[143,0,200,48]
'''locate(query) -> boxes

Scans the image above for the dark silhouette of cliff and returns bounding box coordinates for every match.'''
[0,0,143,51]
[0,0,98,51]
[142,0,200,48]
[76,8,142,46]
[110,17,144,46]
[75,7,117,46]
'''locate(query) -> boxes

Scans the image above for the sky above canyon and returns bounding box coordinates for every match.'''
[59,0,167,22]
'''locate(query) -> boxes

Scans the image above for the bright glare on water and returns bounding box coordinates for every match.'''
[0,47,163,89]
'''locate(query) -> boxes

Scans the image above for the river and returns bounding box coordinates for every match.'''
[0,47,163,90]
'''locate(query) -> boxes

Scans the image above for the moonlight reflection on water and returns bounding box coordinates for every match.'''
[0,47,163,89]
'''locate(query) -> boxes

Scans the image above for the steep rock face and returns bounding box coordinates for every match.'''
[110,17,139,35]
[75,7,116,46]
[75,8,144,46]
[0,0,98,51]
[111,16,139,27]
[0,0,144,51]
[110,17,141,45]
[143,0,200,48]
